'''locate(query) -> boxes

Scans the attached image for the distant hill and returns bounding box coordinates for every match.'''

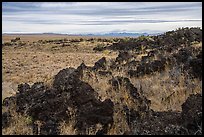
[2,32,157,37]
[84,32,151,37]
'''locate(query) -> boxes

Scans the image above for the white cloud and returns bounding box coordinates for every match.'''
[36,2,75,8]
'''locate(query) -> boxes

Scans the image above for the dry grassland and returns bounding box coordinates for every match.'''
[2,35,118,100]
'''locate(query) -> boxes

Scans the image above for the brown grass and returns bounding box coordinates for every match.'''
[2,35,202,135]
[129,67,201,112]
[2,114,33,135]
[2,35,118,135]
[2,105,33,135]
[2,34,116,42]
[2,37,118,99]
[58,121,76,135]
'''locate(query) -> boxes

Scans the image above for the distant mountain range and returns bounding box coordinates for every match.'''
[3,32,160,37]
[83,32,151,37]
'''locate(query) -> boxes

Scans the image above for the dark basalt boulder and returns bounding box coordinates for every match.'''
[2,112,12,129]
[39,120,60,135]
[53,67,76,90]
[150,60,165,72]
[77,99,114,125]
[115,51,133,64]
[107,40,138,51]
[189,58,202,80]
[109,76,151,131]
[123,105,140,126]
[92,57,107,70]
[173,48,192,64]
[181,94,202,135]
[26,90,70,122]
[2,96,16,107]
[3,66,114,135]
[109,76,148,101]
[16,82,47,114]
[93,45,106,52]
[128,59,166,78]
[31,82,45,92]
[77,62,88,70]
[18,83,30,93]
[75,99,114,134]
[132,110,187,135]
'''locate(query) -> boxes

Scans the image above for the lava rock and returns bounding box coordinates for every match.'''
[13,67,114,135]
[181,94,202,134]
[116,51,133,64]
[173,48,192,64]
[2,96,16,107]
[93,57,107,70]
[53,67,76,90]
[2,112,12,129]
[98,71,112,76]
[40,120,60,135]
[123,105,140,126]
[109,76,139,99]
[189,58,202,80]
[18,83,30,94]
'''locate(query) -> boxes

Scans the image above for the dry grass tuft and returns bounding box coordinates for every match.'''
[58,121,76,135]
[2,110,33,135]
[129,67,202,112]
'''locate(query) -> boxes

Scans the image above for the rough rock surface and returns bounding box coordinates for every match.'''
[124,94,202,135]
[92,57,107,70]
[3,67,114,135]
[181,94,202,135]
[2,112,12,129]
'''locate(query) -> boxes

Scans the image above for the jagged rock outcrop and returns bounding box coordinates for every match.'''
[109,76,151,126]
[181,94,202,135]
[2,67,114,135]
[92,57,107,70]
[105,28,202,51]
[127,93,202,135]
[2,96,16,107]
[115,51,133,64]
[109,76,140,99]
[128,59,166,77]
[188,51,202,80]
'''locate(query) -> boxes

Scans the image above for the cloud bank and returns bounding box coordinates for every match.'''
[2,2,202,34]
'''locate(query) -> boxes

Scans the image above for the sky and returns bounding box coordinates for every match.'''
[2,2,202,34]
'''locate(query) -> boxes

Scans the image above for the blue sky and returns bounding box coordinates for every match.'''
[2,2,202,34]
